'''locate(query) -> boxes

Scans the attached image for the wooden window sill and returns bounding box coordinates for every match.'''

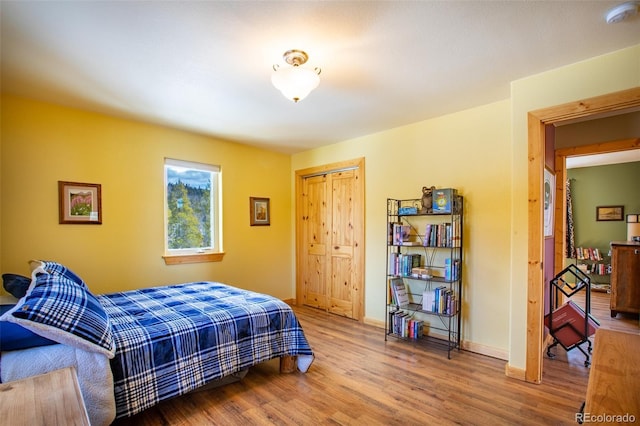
[163,252,225,265]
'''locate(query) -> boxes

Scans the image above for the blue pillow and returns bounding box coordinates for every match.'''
[2,274,32,299]
[0,272,115,358]
[0,304,57,351]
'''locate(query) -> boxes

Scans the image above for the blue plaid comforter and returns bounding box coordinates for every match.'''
[98,282,314,418]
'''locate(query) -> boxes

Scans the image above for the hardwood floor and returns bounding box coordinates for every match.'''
[113,291,638,426]
[572,288,638,334]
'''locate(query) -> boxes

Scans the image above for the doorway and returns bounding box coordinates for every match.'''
[526,87,640,384]
[560,148,640,337]
[295,158,365,321]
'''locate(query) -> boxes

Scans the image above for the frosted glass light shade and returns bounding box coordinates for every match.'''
[271,65,320,103]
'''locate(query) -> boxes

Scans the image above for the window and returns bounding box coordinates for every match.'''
[163,158,223,264]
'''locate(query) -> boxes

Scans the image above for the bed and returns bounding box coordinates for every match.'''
[0,261,314,425]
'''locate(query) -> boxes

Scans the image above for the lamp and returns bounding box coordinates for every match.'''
[627,214,640,242]
[271,50,321,103]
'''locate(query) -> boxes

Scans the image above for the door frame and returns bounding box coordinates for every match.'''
[554,137,640,282]
[526,87,640,383]
[294,157,366,321]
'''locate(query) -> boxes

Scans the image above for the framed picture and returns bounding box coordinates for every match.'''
[596,205,624,221]
[58,181,102,224]
[543,168,555,237]
[250,197,270,226]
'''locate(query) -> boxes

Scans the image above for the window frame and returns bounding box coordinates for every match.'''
[162,158,224,265]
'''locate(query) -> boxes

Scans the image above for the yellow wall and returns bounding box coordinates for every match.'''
[292,99,513,357]
[292,43,640,363]
[2,43,638,368]
[1,95,293,298]
[508,44,640,370]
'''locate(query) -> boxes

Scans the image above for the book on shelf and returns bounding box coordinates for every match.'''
[432,188,457,213]
[576,247,604,261]
[444,258,460,281]
[451,218,461,247]
[389,310,424,339]
[389,278,410,307]
[407,318,424,339]
[392,224,411,245]
[391,311,409,336]
[423,222,460,247]
[544,300,599,348]
[388,252,396,274]
[422,286,457,315]
[388,253,421,276]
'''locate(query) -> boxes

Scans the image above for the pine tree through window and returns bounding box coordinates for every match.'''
[164,159,221,253]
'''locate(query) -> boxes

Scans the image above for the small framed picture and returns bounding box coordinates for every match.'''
[58,181,102,224]
[250,197,270,226]
[596,205,624,221]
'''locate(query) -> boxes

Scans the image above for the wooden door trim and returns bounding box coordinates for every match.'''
[295,157,366,321]
[526,87,640,383]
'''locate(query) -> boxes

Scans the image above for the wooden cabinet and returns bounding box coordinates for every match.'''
[610,241,640,317]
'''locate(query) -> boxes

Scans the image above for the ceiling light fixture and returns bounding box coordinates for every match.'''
[605,1,639,23]
[271,50,321,103]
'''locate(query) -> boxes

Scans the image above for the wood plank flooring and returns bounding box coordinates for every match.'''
[113,291,638,426]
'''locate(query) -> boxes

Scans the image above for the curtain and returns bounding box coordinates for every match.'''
[565,179,576,258]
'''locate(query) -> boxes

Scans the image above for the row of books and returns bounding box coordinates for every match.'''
[422,286,457,315]
[388,253,421,277]
[389,222,461,248]
[575,247,605,261]
[578,262,611,275]
[388,310,424,339]
[389,256,460,282]
[424,222,461,248]
[389,278,458,315]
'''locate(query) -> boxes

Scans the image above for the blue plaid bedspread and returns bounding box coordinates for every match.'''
[98,281,314,418]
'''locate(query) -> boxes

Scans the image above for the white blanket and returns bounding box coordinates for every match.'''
[1,344,116,426]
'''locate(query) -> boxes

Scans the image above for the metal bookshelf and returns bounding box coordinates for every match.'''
[384,194,463,359]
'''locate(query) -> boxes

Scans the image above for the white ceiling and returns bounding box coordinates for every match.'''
[566,149,640,168]
[1,1,639,154]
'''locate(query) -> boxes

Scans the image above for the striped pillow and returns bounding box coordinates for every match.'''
[29,259,88,289]
[0,269,115,358]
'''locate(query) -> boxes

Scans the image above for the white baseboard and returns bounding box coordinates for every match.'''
[461,340,508,361]
[366,316,509,362]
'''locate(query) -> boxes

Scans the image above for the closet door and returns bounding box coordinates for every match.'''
[301,174,329,311]
[327,169,357,318]
[298,163,363,320]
